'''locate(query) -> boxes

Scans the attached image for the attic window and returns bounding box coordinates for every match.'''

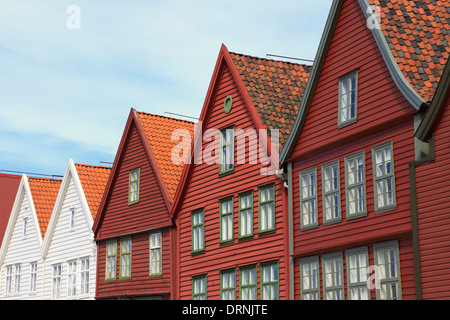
[338,70,358,127]
[128,168,140,205]
[224,95,233,113]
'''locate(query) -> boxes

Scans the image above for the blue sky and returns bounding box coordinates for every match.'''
[0,0,331,177]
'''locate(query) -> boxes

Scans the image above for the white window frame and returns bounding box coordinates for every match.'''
[300,168,318,230]
[374,241,402,300]
[5,265,13,294]
[149,231,162,276]
[23,218,28,238]
[300,256,320,300]
[80,257,90,295]
[322,252,344,300]
[372,141,397,213]
[70,208,76,230]
[30,262,37,293]
[346,247,370,300]
[322,160,341,225]
[338,69,358,127]
[67,260,77,297]
[52,264,62,299]
[14,264,21,293]
[345,151,367,219]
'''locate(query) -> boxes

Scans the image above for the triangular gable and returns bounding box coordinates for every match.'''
[280,0,446,164]
[93,109,190,237]
[42,159,111,256]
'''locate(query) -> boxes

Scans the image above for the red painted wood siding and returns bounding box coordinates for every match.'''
[177,62,288,300]
[96,228,173,299]
[415,93,450,300]
[95,121,174,298]
[288,0,417,299]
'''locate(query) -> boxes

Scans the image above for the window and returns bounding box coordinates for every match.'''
[149,231,162,276]
[52,264,62,299]
[238,191,253,239]
[128,167,140,205]
[14,264,21,293]
[220,269,236,300]
[70,209,75,230]
[300,257,320,300]
[240,265,257,300]
[120,237,132,279]
[374,241,402,300]
[300,168,318,230]
[80,258,90,295]
[372,141,396,212]
[220,197,234,243]
[105,240,117,281]
[67,260,77,297]
[338,70,358,126]
[259,184,275,233]
[30,262,37,292]
[322,160,341,224]
[261,261,279,300]
[23,218,28,238]
[345,151,366,219]
[191,209,205,254]
[322,253,344,300]
[219,127,235,175]
[5,265,13,294]
[192,275,207,300]
[346,247,370,300]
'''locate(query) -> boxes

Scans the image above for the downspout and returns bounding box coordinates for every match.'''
[287,162,294,300]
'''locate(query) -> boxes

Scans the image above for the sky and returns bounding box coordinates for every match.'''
[0,0,332,178]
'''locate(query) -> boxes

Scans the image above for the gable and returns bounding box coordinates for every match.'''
[0,174,21,245]
[95,120,172,240]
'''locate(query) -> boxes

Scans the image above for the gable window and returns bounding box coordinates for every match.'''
[259,184,275,233]
[374,241,402,300]
[300,256,320,300]
[220,269,236,300]
[128,167,140,205]
[238,191,253,239]
[191,209,205,254]
[240,265,257,300]
[70,209,75,230]
[105,240,117,281]
[120,237,132,279]
[300,168,318,230]
[80,258,90,295]
[30,262,37,292]
[322,253,344,300]
[338,70,358,127]
[149,231,162,276]
[372,141,396,212]
[322,160,341,225]
[23,218,28,238]
[52,264,62,299]
[261,261,279,300]
[345,151,366,219]
[220,197,234,244]
[192,274,207,300]
[346,247,370,300]
[68,260,77,297]
[219,127,235,175]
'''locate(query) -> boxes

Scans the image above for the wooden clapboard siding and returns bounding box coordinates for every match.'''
[415,90,450,299]
[287,0,418,300]
[176,59,288,300]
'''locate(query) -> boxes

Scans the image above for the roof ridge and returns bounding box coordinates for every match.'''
[229,51,313,68]
[74,163,112,170]
[136,110,196,125]
[28,176,62,182]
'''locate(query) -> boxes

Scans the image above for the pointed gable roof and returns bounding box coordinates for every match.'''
[281,0,450,164]
[28,176,61,238]
[74,163,111,221]
[0,173,21,244]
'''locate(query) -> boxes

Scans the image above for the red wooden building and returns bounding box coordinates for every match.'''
[279,0,449,300]
[0,173,21,246]
[93,109,194,300]
[413,60,450,299]
[171,44,311,300]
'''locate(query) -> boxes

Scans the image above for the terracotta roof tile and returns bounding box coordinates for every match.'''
[74,163,111,221]
[371,0,450,102]
[28,176,61,238]
[229,52,312,147]
[136,112,195,201]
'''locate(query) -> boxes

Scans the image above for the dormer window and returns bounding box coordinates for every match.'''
[338,70,358,127]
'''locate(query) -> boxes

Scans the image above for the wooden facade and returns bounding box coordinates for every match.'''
[93,109,194,300]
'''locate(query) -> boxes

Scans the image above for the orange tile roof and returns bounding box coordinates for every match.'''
[27,176,61,238]
[371,0,450,102]
[229,52,312,147]
[74,163,112,221]
[136,112,195,201]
